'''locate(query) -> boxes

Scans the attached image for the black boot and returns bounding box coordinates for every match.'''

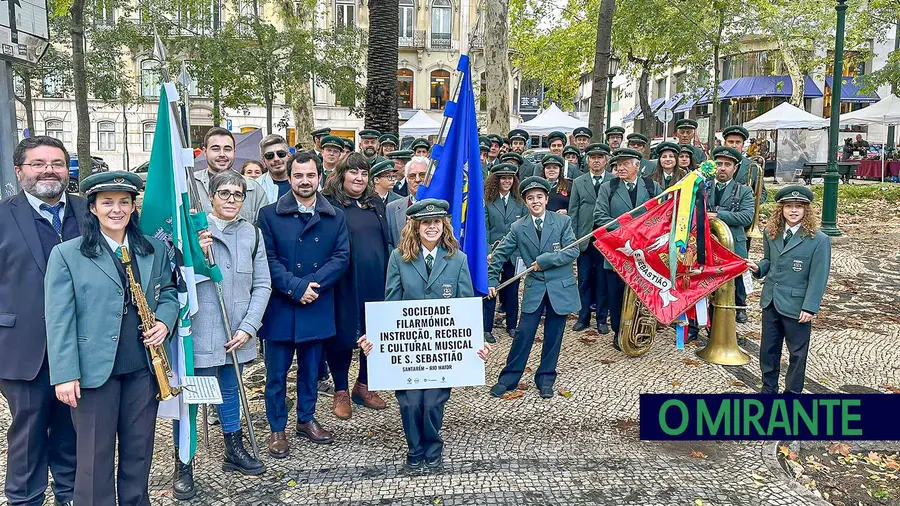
[172,450,196,501]
[223,429,266,476]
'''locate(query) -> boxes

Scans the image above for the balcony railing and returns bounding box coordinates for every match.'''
[430,32,451,49]
[399,30,426,49]
[470,34,484,50]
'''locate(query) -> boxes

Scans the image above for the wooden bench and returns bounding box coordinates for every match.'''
[795,162,858,184]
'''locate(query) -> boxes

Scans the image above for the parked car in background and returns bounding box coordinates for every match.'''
[132,161,149,183]
[67,155,109,193]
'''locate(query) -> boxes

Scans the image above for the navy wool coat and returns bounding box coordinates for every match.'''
[257,192,350,343]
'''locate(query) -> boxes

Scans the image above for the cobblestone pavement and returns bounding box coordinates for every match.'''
[2,210,898,506]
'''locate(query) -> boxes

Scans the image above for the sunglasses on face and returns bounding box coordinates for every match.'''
[215,190,246,202]
[263,150,288,160]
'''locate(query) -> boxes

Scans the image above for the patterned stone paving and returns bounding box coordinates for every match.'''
[3,213,899,506]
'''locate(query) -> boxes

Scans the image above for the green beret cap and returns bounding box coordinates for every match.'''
[359,129,381,139]
[679,144,695,155]
[343,138,355,151]
[80,170,143,196]
[411,138,431,150]
[320,135,344,149]
[547,131,567,144]
[369,159,396,179]
[508,129,529,142]
[585,143,611,156]
[722,125,750,140]
[406,198,450,219]
[488,134,503,146]
[379,134,399,146]
[490,163,519,176]
[611,147,644,162]
[541,154,565,167]
[573,127,593,139]
[562,146,581,157]
[604,126,625,136]
[386,149,414,161]
[626,133,650,145]
[311,127,331,137]
[519,176,551,196]
[711,145,742,163]
[675,118,699,130]
[500,152,524,165]
[655,141,680,156]
[775,185,814,204]
[479,136,491,152]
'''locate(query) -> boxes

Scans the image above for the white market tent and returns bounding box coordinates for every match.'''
[515,103,587,134]
[399,109,442,137]
[838,93,900,126]
[742,102,829,130]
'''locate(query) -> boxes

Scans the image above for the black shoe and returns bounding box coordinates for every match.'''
[539,386,554,398]
[406,455,425,471]
[483,331,497,344]
[498,306,506,315]
[613,336,621,351]
[223,429,266,476]
[590,303,597,311]
[506,328,517,339]
[425,456,443,471]
[54,500,73,506]
[317,380,335,397]
[597,323,610,335]
[687,330,699,342]
[172,450,196,501]
[489,383,508,397]
[735,309,748,323]
[573,321,588,331]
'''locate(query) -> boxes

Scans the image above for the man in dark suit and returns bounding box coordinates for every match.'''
[0,137,83,506]
[386,157,428,248]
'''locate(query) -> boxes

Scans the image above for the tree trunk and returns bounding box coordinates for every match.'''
[778,38,805,108]
[636,63,656,137]
[484,0,511,134]
[265,93,274,135]
[23,72,35,134]
[707,12,724,153]
[122,102,130,169]
[213,87,222,126]
[365,0,399,133]
[70,0,91,180]
[290,81,316,150]
[588,0,616,136]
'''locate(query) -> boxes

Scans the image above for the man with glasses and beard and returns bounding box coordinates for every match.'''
[257,133,294,202]
[386,156,428,248]
[194,127,269,224]
[359,129,381,162]
[0,137,83,506]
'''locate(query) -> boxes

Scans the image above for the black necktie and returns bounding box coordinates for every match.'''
[535,218,543,240]
[40,202,64,237]
[593,176,602,195]
[425,254,434,276]
[783,229,793,247]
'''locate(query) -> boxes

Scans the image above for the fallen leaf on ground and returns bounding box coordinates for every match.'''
[517,383,529,391]
[559,389,573,399]
[695,499,703,505]
[880,384,900,394]
[578,337,597,344]
[287,479,297,487]
[524,366,533,373]
[584,329,599,336]
[828,442,851,456]
[502,390,525,400]
[789,452,798,461]
[885,458,900,471]
[600,358,616,365]
[683,359,701,366]
[672,381,682,387]
[690,451,707,458]
[779,445,790,457]
[868,451,883,464]
[729,381,747,388]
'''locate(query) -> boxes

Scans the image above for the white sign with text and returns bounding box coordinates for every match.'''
[365,297,485,391]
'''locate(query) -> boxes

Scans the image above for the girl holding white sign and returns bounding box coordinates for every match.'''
[358,198,491,473]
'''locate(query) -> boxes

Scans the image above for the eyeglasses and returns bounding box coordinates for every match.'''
[20,161,67,170]
[407,173,426,181]
[214,190,246,202]
[263,150,288,160]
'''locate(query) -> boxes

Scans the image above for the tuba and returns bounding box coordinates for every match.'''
[745,156,765,239]
[120,246,182,401]
[696,219,750,365]
[618,287,657,357]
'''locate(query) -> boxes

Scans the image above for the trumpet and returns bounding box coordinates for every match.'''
[120,246,181,401]
[745,157,765,240]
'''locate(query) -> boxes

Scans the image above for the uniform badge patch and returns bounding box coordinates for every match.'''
[552,242,561,252]
[792,260,803,272]
[154,283,161,301]
[441,284,452,298]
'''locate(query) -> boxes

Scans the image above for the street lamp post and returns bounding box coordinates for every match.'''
[821,0,847,237]
[606,56,620,133]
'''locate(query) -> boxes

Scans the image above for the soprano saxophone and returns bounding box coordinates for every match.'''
[120,246,181,401]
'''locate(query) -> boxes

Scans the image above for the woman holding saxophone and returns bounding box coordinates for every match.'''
[45,171,179,506]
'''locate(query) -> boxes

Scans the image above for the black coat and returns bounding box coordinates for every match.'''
[326,195,391,351]
[0,192,87,380]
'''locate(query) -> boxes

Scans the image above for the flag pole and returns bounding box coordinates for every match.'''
[153,29,261,460]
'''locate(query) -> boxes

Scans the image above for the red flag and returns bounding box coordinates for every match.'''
[593,195,747,325]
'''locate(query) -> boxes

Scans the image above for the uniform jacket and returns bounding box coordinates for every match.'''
[45,236,179,388]
[489,212,580,315]
[707,179,754,258]
[639,159,657,178]
[681,144,707,165]
[385,247,474,301]
[382,191,403,205]
[193,168,269,224]
[327,195,391,350]
[0,192,87,381]
[648,166,688,190]
[593,177,663,269]
[754,229,831,320]
[564,162,582,181]
[517,159,538,179]
[393,178,409,197]
[568,170,614,251]
[386,196,414,248]
[486,194,527,248]
[192,217,271,369]
[257,192,350,342]
[734,157,769,203]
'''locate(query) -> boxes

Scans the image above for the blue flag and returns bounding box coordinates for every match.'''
[417,54,488,296]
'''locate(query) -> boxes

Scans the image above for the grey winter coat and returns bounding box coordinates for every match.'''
[192,216,271,369]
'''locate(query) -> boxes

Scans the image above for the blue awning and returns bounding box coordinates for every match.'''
[674,90,702,112]
[636,97,667,119]
[660,93,684,111]
[622,106,641,122]
[824,76,880,103]
[697,75,823,104]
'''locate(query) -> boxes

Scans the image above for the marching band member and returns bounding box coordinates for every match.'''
[674,119,707,165]
[604,126,625,150]
[45,171,179,506]
[678,144,697,172]
[649,142,688,191]
[488,177,580,399]
[541,155,571,214]
[171,170,271,500]
[568,143,615,334]
[747,186,831,394]
[1,137,81,506]
[483,163,527,343]
[359,199,490,472]
[572,127,593,154]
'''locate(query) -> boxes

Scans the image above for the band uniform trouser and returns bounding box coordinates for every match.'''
[577,246,609,326]
[496,294,567,390]
[483,260,519,334]
[605,271,627,337]
[759,304,812,394]
[394,388,451,461]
